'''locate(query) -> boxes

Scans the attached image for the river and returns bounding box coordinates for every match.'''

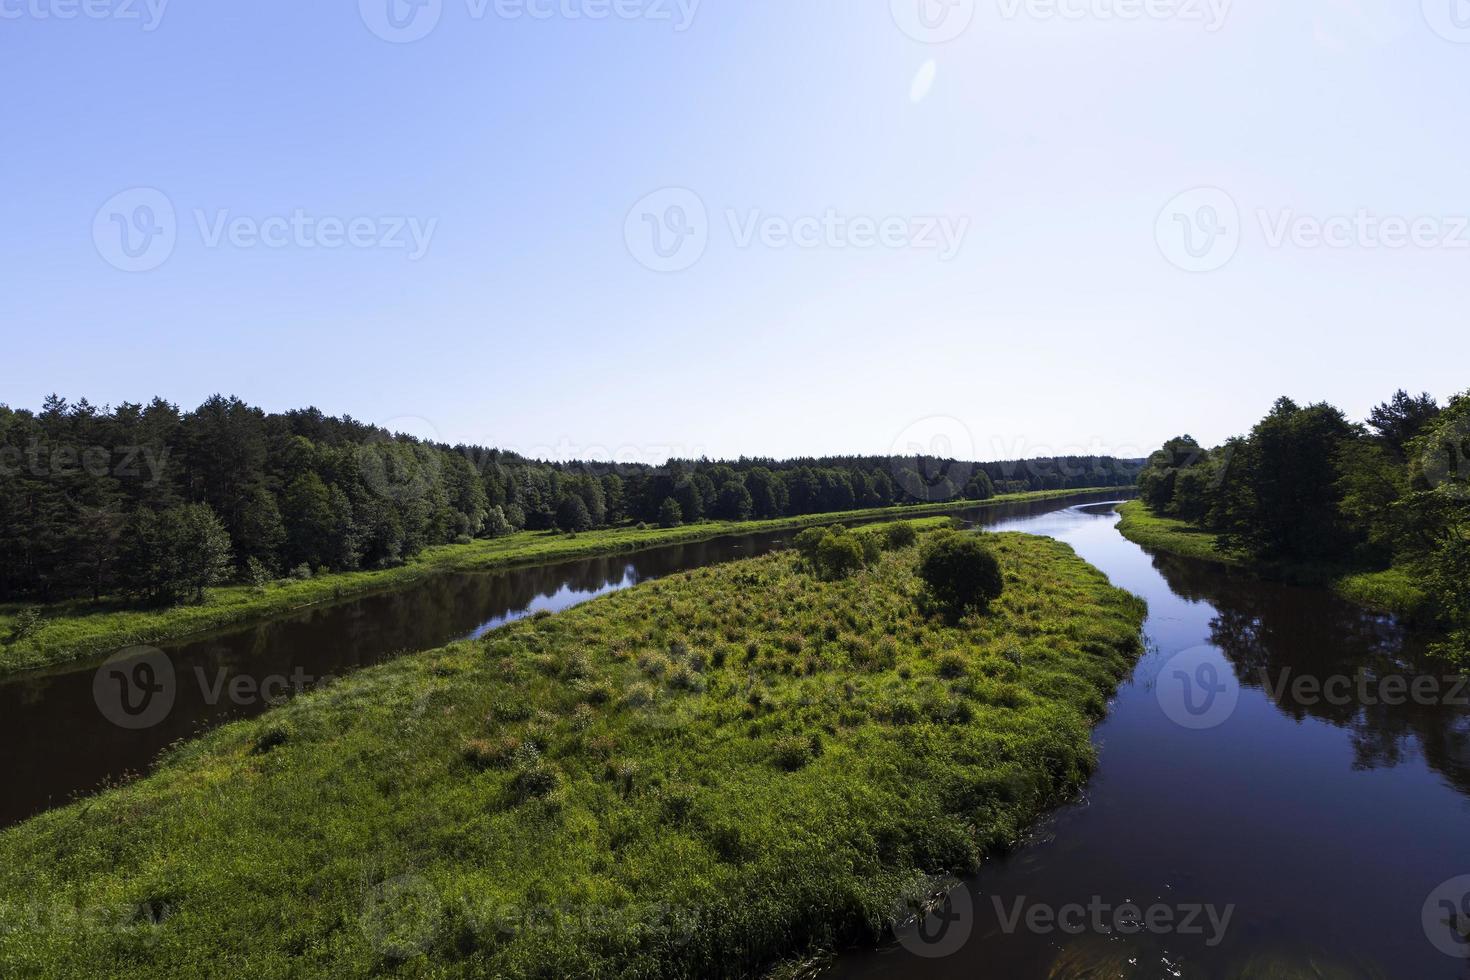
[0,493,1115,828]
[831,502,1470,979]
[5,495,1467,977]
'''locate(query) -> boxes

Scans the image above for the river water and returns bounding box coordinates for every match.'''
[832,502,1470,979]
[5,496,1467,978]
[0,493,1115,828]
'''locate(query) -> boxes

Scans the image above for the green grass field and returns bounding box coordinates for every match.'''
[1115,501,1429,622]
[0,527,1146,978]
[1113,500,1242,565]
[0,488,1123,677]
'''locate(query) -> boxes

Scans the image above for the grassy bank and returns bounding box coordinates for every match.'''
[1114,500,1242,565]
[1115,501,1428,621]
[0,528,1146,978]
[0,488,1123,677]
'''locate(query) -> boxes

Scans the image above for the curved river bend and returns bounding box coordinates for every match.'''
[834,503,1470,980]
[4,496,1467,978]
[0,494,1113,828]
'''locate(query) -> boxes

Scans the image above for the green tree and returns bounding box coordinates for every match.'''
[918,532,1004,618]
[556,494,593,533]
[715,479,753,521]
[815,532,865,580]
[237,487,287,572]
[166,503,234,602]
[658,497,683,528]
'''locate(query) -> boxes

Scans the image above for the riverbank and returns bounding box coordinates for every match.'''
[0,488,1124,677]
[0,528,1146,978]
[1115,501,1428,622]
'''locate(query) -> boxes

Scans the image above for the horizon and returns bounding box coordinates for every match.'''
[5,4,1467,459]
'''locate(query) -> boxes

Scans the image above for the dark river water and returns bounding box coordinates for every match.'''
[0,493,1117,828]
[4,495,1468,978]
[832,503,1470,980]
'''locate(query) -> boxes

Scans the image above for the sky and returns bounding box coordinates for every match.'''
[2,0,1467,464]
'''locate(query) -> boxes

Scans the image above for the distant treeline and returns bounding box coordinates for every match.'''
[1139,389,1470,653]
[0,395,1141,604]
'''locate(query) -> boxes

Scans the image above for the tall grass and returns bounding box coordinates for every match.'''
[0,488,1121,677]
[0,530,1146,978]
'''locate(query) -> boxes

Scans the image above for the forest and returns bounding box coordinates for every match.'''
[1136,389,1470,657]
[0,395,1141,604]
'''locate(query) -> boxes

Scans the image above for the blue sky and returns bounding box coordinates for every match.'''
[2,0,1467,463]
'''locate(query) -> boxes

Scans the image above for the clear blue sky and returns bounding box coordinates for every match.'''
[3,1,1466,463]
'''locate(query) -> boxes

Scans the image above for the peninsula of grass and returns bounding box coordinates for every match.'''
[1115,500,1429,622]
[0,487,1124,677]
[0,527,1146,978]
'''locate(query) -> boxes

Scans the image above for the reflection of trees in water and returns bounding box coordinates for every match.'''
[1150,551,1470,797]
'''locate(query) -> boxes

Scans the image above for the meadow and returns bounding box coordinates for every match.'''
[0,524,1146,978]
[0,488,1119,677]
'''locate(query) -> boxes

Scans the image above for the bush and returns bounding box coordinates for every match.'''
[816,533,865,581]
[918,532,1005,618]
[289,563,313,581]
[772,735,819,771]
[794,526,870,580]
[792,527,828,565]
[936,652,968,679]
[244,557,273,593]
[883,521,918,550]
[510,757,561,802]
[6,607,43,644]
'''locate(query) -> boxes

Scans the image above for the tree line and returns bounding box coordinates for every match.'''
[0,394,1140,605]
[1138,389,1470,656]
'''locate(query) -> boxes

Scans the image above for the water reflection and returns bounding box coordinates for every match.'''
[832,505,1470,980]
[1150,550,1470,800]
[0,492,1125,827]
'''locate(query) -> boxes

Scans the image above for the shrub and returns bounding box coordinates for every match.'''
[289,563,313,581]
[936,652,968,679]
[243,558,273,593]
[510,755,561,802]
[461,737,520,770]
[792,527,828,565]
[816,533,865,581]
[918,532,1005,618]
[251,723,293,755]
[6,607,43,644]
[884,521,918,550]
[668,663,707,693]
[772,735,818,771]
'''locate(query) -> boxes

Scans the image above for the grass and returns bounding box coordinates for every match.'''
[1114,500,1242,565]
[1115,501,1430,622]
[0,527,1147,979]
[0,488,1124,678]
